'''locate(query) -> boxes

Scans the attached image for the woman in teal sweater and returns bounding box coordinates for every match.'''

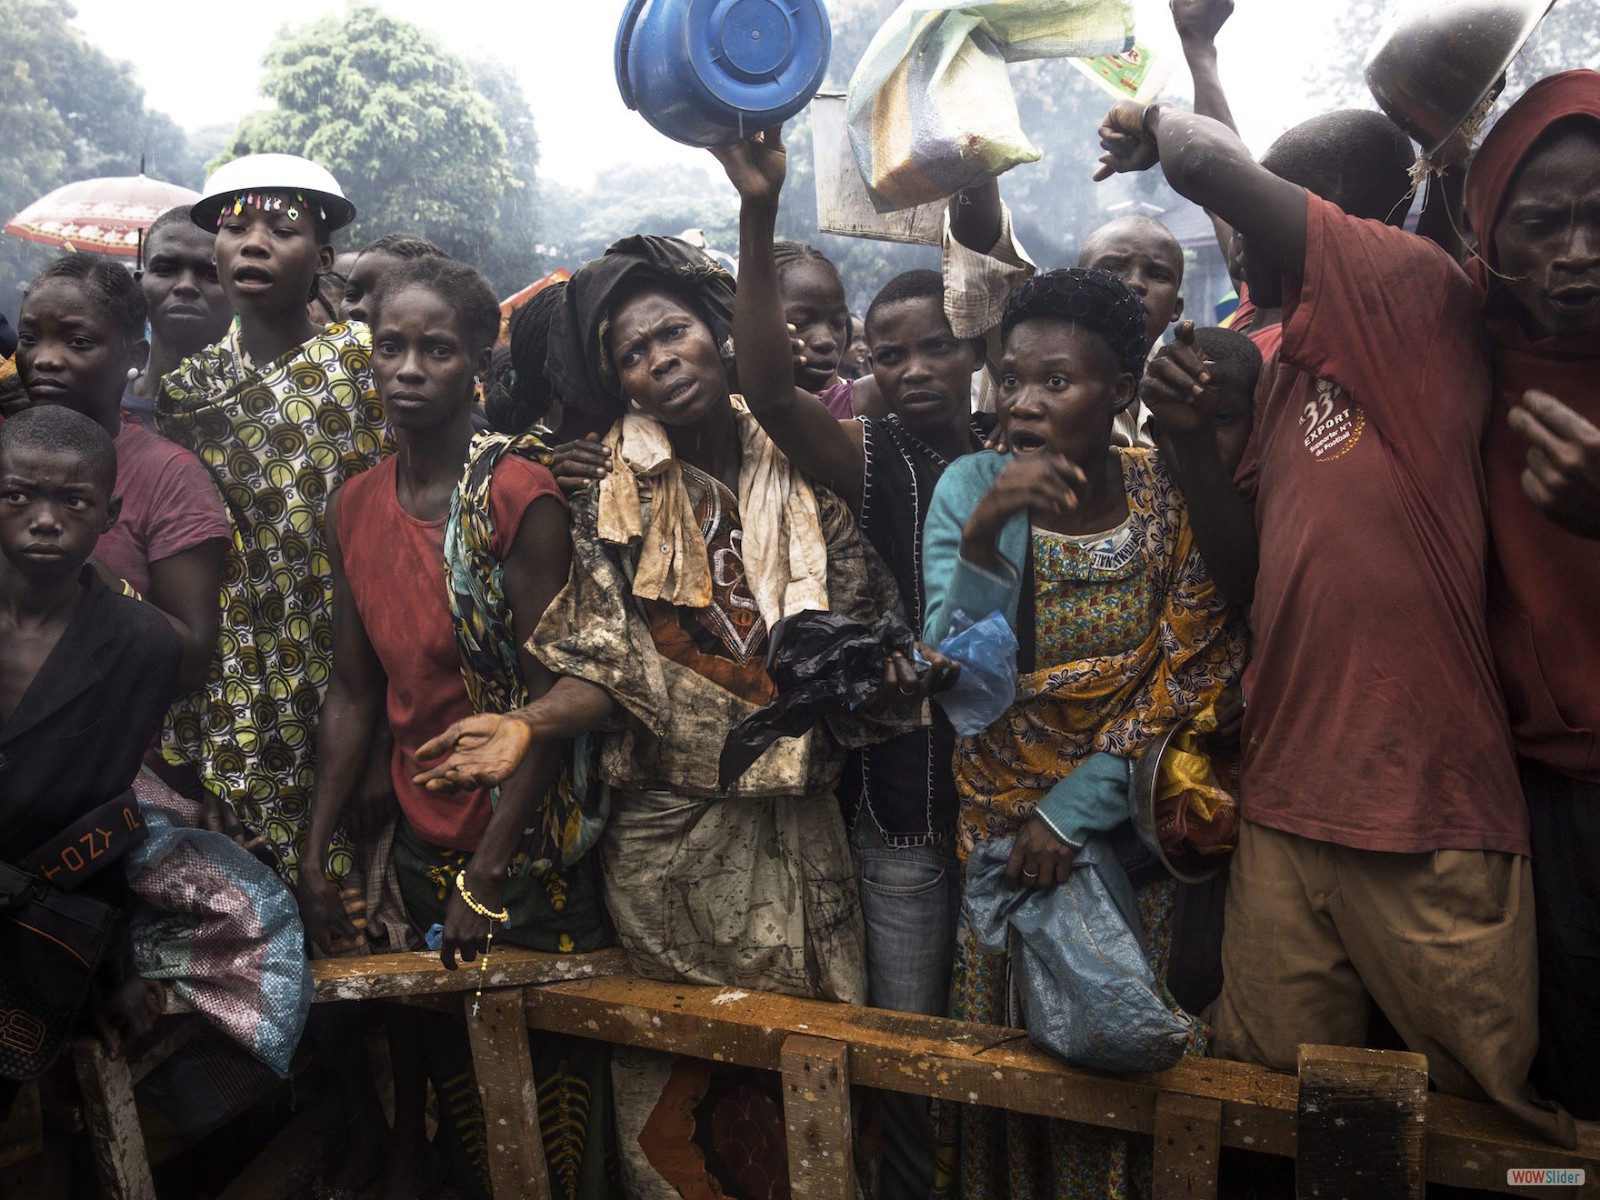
[921,268,1246,1199]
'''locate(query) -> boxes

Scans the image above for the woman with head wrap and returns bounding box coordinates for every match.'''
[1464,69,1600,1120]
[920,267,1247,1199]
[487,280,567,436]
[416,133,933,1195]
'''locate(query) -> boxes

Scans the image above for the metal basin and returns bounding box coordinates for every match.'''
[1130,719,1240,887]
[1364,0,1555,153]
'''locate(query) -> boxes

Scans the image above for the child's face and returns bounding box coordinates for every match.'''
[341,251,404,327]
[998,319,1135,468]
[1081,227,1185,353]
[608,287,728,428]
[0,444,118,580]
[213,194,331,319]
[866,296,982,437]
[16,279,144,414]
[142,223,231,358]
[780,260,850,392]
[371,285,485,433]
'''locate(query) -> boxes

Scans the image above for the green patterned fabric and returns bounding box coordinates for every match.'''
[443,431,606,871]
[155,322,387,881]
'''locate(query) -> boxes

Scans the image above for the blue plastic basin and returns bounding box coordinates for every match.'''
[616,0,833,148]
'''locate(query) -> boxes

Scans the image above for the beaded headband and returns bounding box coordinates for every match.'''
[216,192,329,229]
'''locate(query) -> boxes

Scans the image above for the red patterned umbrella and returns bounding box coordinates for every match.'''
[4,173,201,258]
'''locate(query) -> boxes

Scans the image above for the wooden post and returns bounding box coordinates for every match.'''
[1296,1045,1428,1200]
[466,988,552,1200]
[0,1080,43,1170]
[1152,1091,1223,1200]
[215,1088,341,1200]
[69,1037,156,1200]
[780,1034,853,1200]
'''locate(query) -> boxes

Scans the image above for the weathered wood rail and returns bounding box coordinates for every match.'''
[30,948,1596,1200]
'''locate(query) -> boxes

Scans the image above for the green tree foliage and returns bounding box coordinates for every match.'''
[468,59,543,296]
[0,0,201,309]
[215,5,522,287]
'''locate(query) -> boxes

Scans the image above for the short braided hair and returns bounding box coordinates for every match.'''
[493,280,567,433]
[864,269,944,337]
[1000,267,1148,381]
[146,205,202,248]
[368,256,501,357]
[773,240,846,297]
[356,233,449,262]
[25,254,148,340]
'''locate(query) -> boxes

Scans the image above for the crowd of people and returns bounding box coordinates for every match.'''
[2,3,1597,1197]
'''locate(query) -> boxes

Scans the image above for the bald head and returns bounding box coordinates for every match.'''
[1080,216,1183,277]
[1078,215,1186,352]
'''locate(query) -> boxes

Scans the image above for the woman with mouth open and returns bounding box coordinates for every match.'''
[920,267,1247,1200]
[153,154,387,882]
[413,129,952,1200]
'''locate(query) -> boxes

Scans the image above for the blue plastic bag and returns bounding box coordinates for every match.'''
[965,835,1193,1073]
[933,608,1019,736]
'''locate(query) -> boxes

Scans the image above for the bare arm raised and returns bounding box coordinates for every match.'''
[708,128,868,512]
[1096,103,1308,280]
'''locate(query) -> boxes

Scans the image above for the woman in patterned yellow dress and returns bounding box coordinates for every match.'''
[155,155,387,881]
[920,269,1248,1200]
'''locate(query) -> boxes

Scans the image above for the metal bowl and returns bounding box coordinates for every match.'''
[1364,0,1554,154]
[1130,720,1240,886]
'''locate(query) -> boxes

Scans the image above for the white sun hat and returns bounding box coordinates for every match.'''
[190,153,357,233]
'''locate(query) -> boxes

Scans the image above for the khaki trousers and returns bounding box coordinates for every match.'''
[1208,820,1575,1147]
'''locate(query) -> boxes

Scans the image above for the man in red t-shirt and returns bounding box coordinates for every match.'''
[1096,105,1574,1145]
[1464,70,1600,1121]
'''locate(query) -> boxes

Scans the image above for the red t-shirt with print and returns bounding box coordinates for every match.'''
[1236,194,1525,856]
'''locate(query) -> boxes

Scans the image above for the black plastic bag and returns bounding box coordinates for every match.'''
[717,609,914,790]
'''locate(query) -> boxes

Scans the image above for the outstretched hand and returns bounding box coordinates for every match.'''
[1140,320,1215,438]
[1094,102,1159,182]
[414,713,535,793]
[1508,388,1600,540]
[710,125,787,207]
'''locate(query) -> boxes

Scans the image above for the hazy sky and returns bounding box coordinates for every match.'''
[68,0,1347,186]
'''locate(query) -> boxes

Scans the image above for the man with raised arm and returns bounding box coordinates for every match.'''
[1098,99,1573,1144]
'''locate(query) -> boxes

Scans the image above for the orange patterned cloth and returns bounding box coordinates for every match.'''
[951,450,1247,860]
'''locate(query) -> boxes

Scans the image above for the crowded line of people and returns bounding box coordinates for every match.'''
[1,5,1596,1196]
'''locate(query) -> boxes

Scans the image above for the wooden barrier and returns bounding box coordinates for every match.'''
[68,948,626,1200]
[63,950,1600,1200]
[521,973,1600,1199]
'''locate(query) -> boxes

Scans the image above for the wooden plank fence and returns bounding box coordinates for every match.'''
[33,949,1594,1200]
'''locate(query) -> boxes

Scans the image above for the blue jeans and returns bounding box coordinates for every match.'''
[851,820,961,1200]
